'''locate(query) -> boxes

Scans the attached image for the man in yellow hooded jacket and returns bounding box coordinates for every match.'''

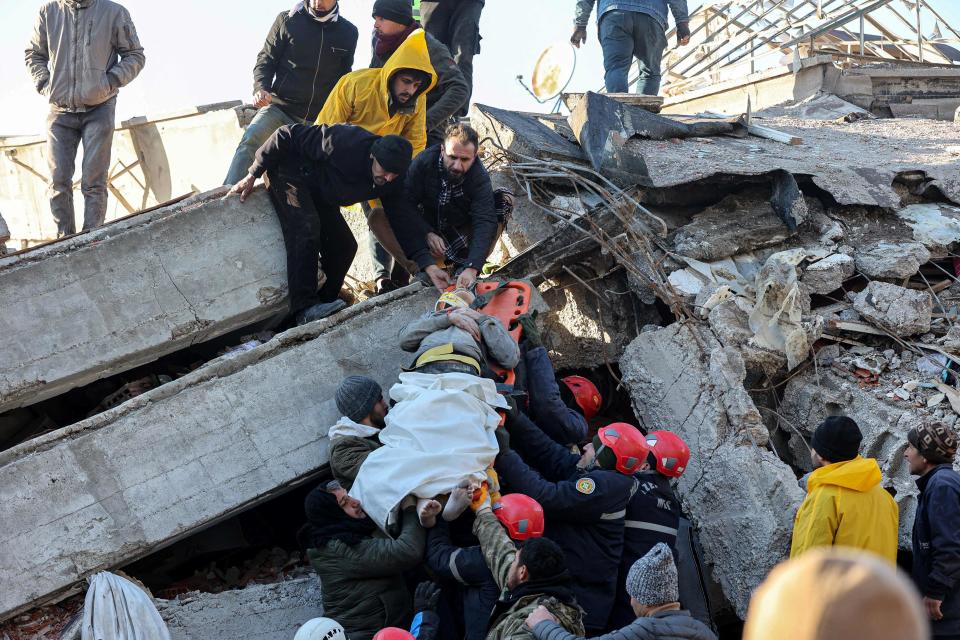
[790,416,899,565]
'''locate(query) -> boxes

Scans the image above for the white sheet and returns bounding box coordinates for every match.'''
[348,372,506,529]
[81,572,171,640]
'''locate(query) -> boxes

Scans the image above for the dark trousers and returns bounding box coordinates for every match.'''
[599,10,667,95]
[46,97,117,237]
[368,231,411,285]
[420,0,483,116]
[265,171,358,313]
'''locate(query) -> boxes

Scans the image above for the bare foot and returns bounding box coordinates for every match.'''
[443,478,477,522]
[418,498,442,528]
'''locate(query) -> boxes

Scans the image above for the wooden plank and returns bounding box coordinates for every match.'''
[826,319,888,336]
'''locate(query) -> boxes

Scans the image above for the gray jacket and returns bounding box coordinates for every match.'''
[399,311,520,371]
[533,610,717,640]
[26,0,145,112]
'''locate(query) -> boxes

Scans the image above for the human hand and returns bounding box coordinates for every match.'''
[525,605,557,629]
[414,581,442,613]
[518,311,542,348]
[456,267,478,290]
[427,232,447,258]
[470,482,491,513]
[449,309,482,341]
[227,174,257,202]
[253,89,272,108]
[924,596,944,621]
[424,265,452,291]
[571,26,587,48]
[677,22,691,46]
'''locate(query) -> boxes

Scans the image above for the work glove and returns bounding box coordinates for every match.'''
[486,468,502,510]
[470,482,491,513]
[518,311,542,349]
[495,426,511,454]
[414,581,442,613]
[677,21,691,45]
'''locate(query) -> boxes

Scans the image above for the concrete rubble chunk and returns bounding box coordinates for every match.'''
[672,195,793,261]
[0,285,439,620]
[156,577,323,640]
[853,241,930,279]
[0,212,9,242]
[853,281,933,337]
[0,189,288,413]
[769,170,809,231]
[800,253,855,294]
[749,250,815,371]
[896,203,960,250]
[620,324,803,617]
[470,104,584,163]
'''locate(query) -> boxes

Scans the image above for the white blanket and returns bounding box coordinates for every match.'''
[348,372,506,529]
[81,572,171,640]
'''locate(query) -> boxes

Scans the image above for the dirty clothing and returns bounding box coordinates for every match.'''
[420,0,484,117]
[328,417,383,491]
[913,464,960,637]
[473,510,585,640]
[426,520,499,640]
[372,30,468,138]
[524,346,588,446]
[790,456,898,564]
[249,123,427,312]
[532,610,716,640]
[496,411,635,633]
[315,29,437,156]
[27,0,144,236]
[399,310,520,373]
[609,471,682,627]
[307,505,425,640]
[404,144,498,272]
[46,97,116,236]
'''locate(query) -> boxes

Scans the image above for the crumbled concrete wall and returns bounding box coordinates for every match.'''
[0,285,436,621]
[0,188,287,413]
[157,577,323,640]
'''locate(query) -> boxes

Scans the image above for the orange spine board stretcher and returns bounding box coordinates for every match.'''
[472,280,532,386]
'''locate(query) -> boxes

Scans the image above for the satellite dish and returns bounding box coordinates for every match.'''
[531,43,577,101]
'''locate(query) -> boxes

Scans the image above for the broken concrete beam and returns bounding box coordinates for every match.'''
[0,285,436,621]
[156,577,323,640]
[562,92,664,113]
[0,189,287,413]
[853,281,933,337]
[671,194,793,261]
[853,242,930,279]
[620,323,804,617]
[470,104,585,164]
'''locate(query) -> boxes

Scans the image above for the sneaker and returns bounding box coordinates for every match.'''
[376,278,399,295]
[295,299,347,325]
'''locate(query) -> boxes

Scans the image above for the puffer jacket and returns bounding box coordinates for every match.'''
[315,28,437,156]
[790,456,898,564]
[307,505,425,640]
[913,464,960,637]
[328,418,383,491]
[399,310,520,371]
[531,610,717,640]
[26,0,145,111]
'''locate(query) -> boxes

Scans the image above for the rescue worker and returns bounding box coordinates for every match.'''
[228,124,428,324]
[223,0,358,184]
[329,376,388,490]
[301,487,425,640]
[526,543,717,640]
[906,421,960,636]
[426,493,545,640]
[495,412,649,634]
[470,483,585,639]
[611,430,689,627]
[790,416,898,564]
[373,582,442,640]
[420,0,485,116]
[295,618,348,640]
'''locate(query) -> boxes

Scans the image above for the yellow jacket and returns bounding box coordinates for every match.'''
[790,456,898,565]
[315,28,437,156]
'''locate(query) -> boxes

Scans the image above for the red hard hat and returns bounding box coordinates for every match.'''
[597,423,650,475]
[373,629,415,640]
[494,493,545,541]
[646,430,690,478]
[561,375,602,420]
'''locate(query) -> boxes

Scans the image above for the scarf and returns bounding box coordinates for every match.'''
[375,22,419,60]
[291,1,339,22]
[328,416,382,440]
[297,486,377,551]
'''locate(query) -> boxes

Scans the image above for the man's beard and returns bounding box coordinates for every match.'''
[442,163,465,183]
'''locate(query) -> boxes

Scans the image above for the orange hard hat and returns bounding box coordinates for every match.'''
[597,423,650,475]
[561,375,602,420]
[494,493,545,541]
[646,430,690,478]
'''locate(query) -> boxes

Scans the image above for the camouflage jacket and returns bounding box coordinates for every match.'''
[473,511,585,640]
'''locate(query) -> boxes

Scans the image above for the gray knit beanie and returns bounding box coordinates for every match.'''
[335,376,382,422]
[625,543,679,606]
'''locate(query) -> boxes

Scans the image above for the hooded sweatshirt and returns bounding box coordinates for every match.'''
[328,416,383,491]
[314,28,437,156]
[790,456,898,564]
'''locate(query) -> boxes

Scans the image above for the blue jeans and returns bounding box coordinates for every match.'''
[223,104,302,185]
[599,10,667,95]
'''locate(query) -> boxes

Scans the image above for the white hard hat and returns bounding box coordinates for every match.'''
[294,618,347,640]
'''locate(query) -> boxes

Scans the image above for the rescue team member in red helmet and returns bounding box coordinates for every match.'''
[518,312,599,446]
[372,581,443,640]
[425,492,546,640]
[494,411,648,634]
[610,430,691,627]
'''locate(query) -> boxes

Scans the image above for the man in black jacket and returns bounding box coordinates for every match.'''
[224,0,358,185]
[907,421,960,638]
[228,124,431,325]
[420,0,485,116]
[404,123,497,290]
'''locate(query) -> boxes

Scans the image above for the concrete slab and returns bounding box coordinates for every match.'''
[470,104,585,164]
[0,188,288,413]
[0,282,436,621]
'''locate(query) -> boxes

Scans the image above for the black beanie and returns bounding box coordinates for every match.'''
[811,416,862,463]
[372,0,414,25]
[371,135,413,174]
